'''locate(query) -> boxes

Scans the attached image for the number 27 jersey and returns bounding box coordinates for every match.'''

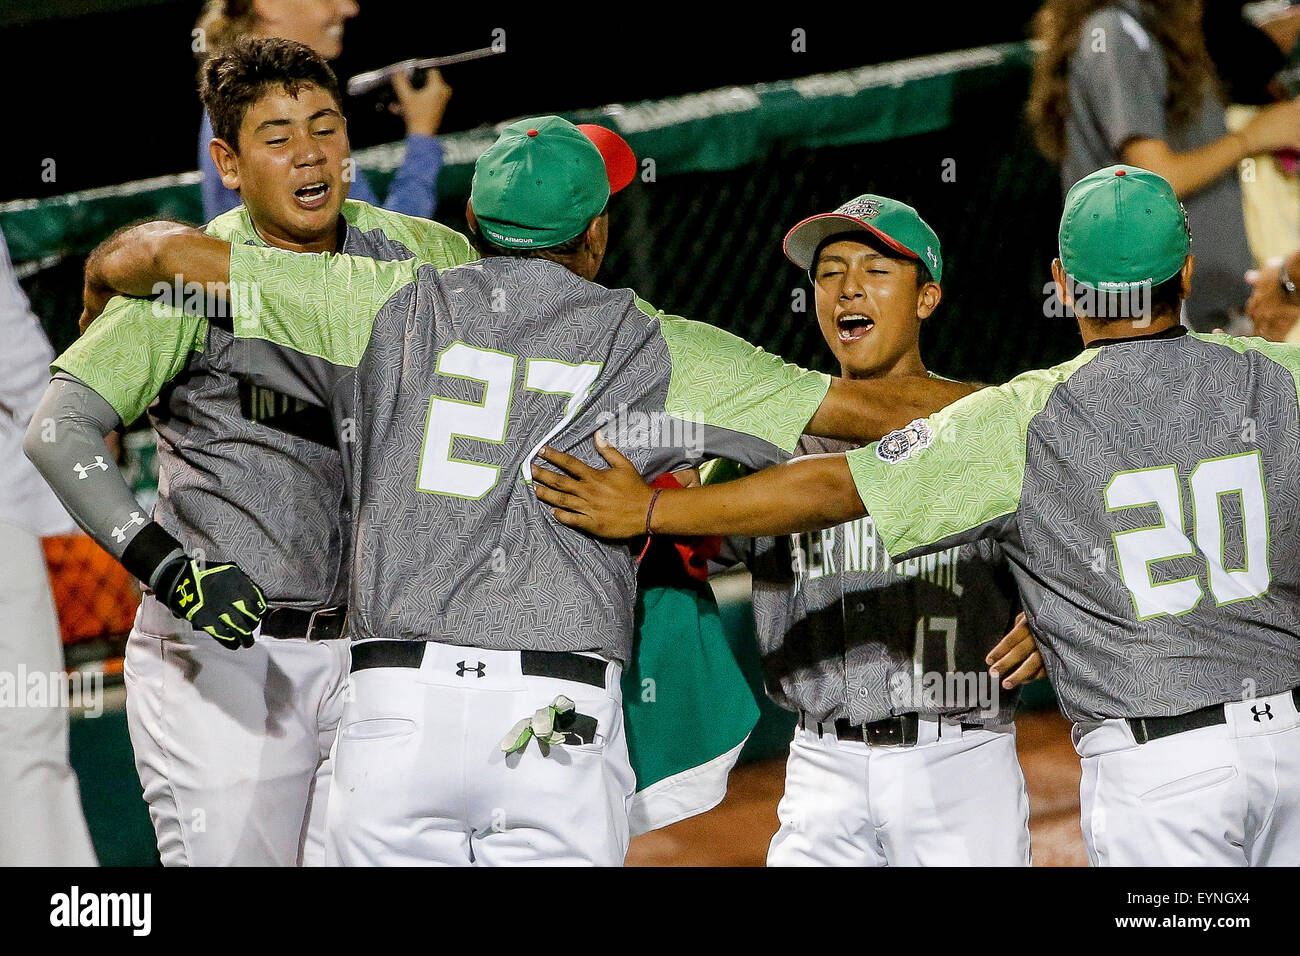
[217,248,831,662]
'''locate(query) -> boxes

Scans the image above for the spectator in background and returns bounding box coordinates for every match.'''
[1028,0,1300,331]
[195,0,451,220]
[0,224,98,866]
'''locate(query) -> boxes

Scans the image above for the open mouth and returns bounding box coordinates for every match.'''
[294,182,330,209]
[836,313,875,342]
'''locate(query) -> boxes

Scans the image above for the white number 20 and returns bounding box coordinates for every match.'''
[417,343,601,499]
[1104,451,1270,619]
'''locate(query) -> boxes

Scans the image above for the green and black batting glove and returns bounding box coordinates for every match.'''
[156,555,268,650]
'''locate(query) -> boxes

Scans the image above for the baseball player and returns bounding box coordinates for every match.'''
[26,37,475,866]
[68,116,978,865]
[731,194,1033,866]
[535,165,1300,867]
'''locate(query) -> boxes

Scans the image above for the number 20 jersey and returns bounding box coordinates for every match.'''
[848,327,1300,722]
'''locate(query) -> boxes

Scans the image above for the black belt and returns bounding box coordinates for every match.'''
[1126,688,1300,744]
[799,712,983,747]
[350,641,609,689]
[259,606,347,641]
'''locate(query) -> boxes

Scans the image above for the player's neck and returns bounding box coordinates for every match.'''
[1077,312,1182,346]
[842,348,927,381]
[252,216,343,256]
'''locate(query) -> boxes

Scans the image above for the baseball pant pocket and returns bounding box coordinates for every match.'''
[1138,765,1238,804]
[339,717,418,742]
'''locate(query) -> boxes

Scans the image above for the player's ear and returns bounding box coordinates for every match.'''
[465,202,480,237]
[1050,258,1074,309]
[209,138,241,192]
[1179,254,1194,298]
[916,280,942,320]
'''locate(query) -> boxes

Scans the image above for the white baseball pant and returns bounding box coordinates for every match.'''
[326,641,635,866]
[124,594,349,866]
[1074,688,1300,866]
[0,519,98,865]
[767,717,1031,866]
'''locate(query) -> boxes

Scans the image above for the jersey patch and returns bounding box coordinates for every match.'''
[876,419,933,463]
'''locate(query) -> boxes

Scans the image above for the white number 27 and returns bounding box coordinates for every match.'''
[417,342,601,499]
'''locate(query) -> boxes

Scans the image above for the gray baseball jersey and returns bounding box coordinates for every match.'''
[849,327,1300,722]
[52,200,477,608]
[745,434,1020,726]
[101,247,831,663]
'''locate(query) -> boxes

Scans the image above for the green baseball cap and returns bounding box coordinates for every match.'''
[1059,165,1190,291]
[783,194,943,283]
[470,116,614,250]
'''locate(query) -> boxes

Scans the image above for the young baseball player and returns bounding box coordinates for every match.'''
[63,116,977,865]
[735,195,1033,866]
[26,37,475,866]
[535,165,1300,867]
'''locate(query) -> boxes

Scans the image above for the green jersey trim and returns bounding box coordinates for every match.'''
[1189,333,1300,408]
[51,296,208,426]
[847,349,1100,558]
[635,297,831,455]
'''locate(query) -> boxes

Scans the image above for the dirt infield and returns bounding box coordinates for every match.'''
[627,709,1088,866]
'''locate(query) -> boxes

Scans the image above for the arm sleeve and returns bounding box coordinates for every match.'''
[51,295,208,426]
[638,299,831,469]
[1071,8,1169,152]
[844,372,1060,561]
[22,376,151,562]
[378,134,442,219]
[199,111,241,221]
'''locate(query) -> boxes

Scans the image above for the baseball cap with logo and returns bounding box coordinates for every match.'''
[783,194,944,283]
[470,116,636,250]
[1059,165,1190,291]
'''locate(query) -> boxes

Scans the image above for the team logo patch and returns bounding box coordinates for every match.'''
[876,419,933,463]
[837,197,882,220]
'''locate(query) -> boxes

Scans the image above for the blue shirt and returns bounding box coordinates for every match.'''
[199,110,443,221]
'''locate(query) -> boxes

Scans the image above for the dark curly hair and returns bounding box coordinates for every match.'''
[1027,0,1222,162]
[200,36,341,152]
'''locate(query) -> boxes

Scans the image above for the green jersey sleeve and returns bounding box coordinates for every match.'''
[341,200,479,268]
[635,297,831,456]
[228,243,423,368]
[1189,333,1300,404]
[846,352,1097,560]
[51,295,208,426]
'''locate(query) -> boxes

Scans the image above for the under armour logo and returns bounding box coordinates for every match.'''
[456,661,486,678]
[175,580,195,608]
[111,511,146,543]
[1251,703,1273,722]
[74,456,109,479]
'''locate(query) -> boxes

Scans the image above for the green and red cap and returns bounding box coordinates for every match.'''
[783,194,943,282]
[1059,165,1190,291]
[470,116,636,250]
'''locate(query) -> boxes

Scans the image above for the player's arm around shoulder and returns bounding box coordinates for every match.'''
[637,295,984,451]
[534,436,865,539]
[847,356,1093,560]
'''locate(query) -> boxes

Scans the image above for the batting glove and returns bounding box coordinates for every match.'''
[156,555,268,650]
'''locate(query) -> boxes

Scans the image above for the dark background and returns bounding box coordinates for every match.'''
[0,0,1048,202]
